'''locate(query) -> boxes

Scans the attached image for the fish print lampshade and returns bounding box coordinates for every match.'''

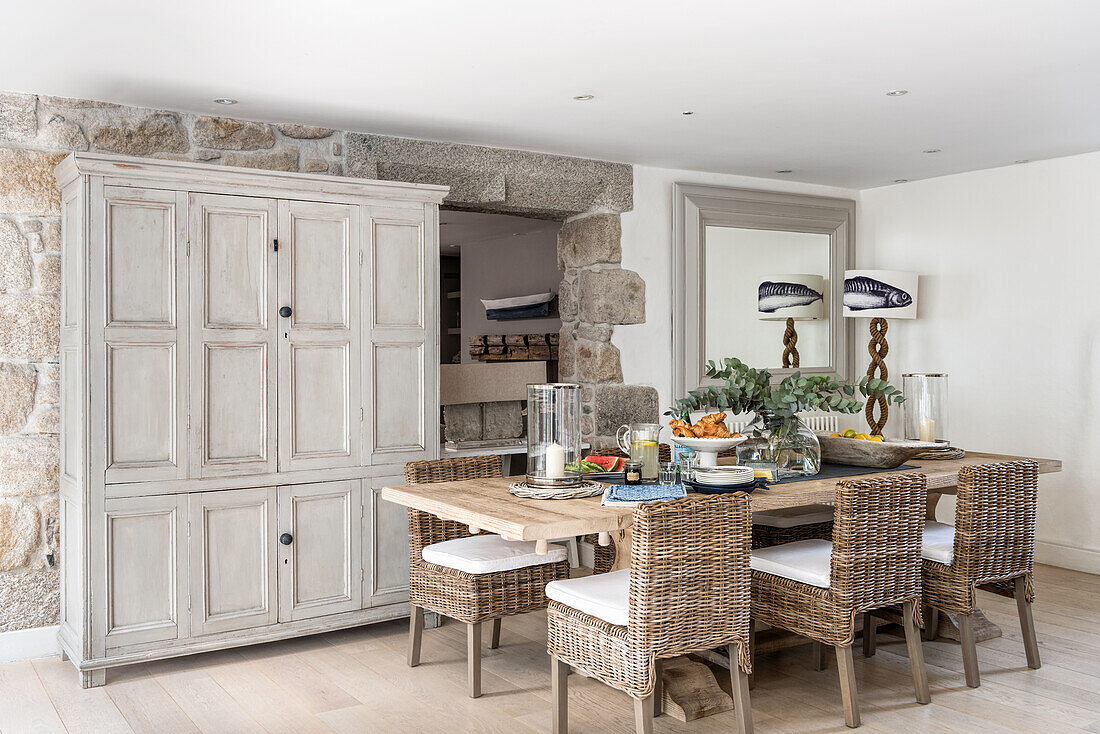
[842,270,919,319]
[757,274,825,321]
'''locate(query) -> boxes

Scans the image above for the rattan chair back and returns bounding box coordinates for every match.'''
[403,455,503,563]
[952,459,1038,585]
[628,493,753,667]
[829,473,927,612]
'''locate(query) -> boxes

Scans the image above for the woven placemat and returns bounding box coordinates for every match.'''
[508,480,606,500]
[914,446,966,460]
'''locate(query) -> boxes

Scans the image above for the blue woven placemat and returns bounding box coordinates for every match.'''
[605,484,687,503]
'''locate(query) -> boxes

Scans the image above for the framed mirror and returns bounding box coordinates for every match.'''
[672,184,855,398]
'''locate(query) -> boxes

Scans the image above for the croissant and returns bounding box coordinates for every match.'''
[668,418,692,437]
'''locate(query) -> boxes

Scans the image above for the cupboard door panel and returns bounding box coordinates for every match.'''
[105,194,176,328]
[201,343,271,469]
[100,187,188,483]
[371,343,425,454]
[104,495,186,649]
[371,214,424,329]
[203,207,269,329]
[278,201,360,471]
[189,194,278,477]
[277,481,362,621]
[105,343,181,480]
[366,475,409,606]
[189,487,278,635]
[288,343,350,458]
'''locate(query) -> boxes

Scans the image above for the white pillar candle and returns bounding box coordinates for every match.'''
[919,416,936,442]
[546,442,566,478]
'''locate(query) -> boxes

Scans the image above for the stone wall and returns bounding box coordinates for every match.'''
[0,90,655,634]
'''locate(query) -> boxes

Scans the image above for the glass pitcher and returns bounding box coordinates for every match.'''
[616,423,662,481]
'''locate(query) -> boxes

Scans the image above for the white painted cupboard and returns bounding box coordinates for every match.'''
[55,154,446,687]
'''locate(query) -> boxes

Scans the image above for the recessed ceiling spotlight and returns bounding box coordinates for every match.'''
[923,148,941,154]
[886,89,909,96]
[775,169,793,174]
[213,97,238,105]
[894,179,909,183]
[681,111,695,116]
[1015,159,1029,164]
[573,94,594,101]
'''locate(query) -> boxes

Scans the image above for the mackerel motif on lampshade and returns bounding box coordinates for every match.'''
[842,270,919,319]
[757,274,825,321]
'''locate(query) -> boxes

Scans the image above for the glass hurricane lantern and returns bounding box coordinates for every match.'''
[526,383,583,487]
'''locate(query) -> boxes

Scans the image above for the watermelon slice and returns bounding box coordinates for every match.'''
[584,455,624,472]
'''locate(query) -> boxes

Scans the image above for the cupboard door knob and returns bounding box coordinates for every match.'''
[279,533,293,545]
[279,306,292,318]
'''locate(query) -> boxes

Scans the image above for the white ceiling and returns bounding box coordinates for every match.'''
[4,0,1099,188]
[439,211,559,253]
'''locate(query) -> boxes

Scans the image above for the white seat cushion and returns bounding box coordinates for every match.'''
[545,568,630,626]
[750,539,832,588]
[922,521,956,565]
[752,504,834,528]
[421,535,567,575]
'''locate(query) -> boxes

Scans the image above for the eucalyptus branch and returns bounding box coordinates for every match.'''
[666,356,904,419]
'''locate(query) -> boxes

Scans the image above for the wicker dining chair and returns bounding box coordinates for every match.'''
[404,455,571,698]
[919,459,1041,687]
[749,474,931,728]
[547,494,754,734]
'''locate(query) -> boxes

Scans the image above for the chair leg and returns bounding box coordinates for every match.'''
[407,606,424,667]
[922,605,939,642]
[729,644,754,734]
[490,617,502,649]
[862,613,877,657]
[633,694,654,734]
[467,622,482,698]
[1014,576,1041,669]
[812,640,828,671]
[551,655,569,734]
[747,621,756,690]
[959,613,980,688]
[835,645,860,728]
[653,658,664,715]
[903,600,931,704]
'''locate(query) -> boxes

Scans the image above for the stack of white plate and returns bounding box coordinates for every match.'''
[691,465,755,486]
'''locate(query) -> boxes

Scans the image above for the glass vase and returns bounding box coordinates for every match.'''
[735,411,821,478]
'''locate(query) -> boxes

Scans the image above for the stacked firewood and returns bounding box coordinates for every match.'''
[468,333,560,362]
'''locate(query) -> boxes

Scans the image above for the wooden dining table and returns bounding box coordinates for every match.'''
[382,451,1060,574]
[382,451,1060,718]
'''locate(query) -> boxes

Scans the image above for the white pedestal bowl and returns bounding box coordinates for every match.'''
[669,435,748,467]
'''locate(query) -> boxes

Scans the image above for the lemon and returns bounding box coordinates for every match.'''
[842,429,857,438]
[855,433,871,440]
[869,435,884,441]
[828,432,841,437]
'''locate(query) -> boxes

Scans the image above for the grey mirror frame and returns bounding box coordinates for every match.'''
[671,183,855,399]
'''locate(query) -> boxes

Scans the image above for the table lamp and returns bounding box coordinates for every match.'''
[842,269,919,435]
[758,274,825,368]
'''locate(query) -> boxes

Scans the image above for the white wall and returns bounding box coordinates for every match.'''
[859,152,1100,572]
[616,165,857,414]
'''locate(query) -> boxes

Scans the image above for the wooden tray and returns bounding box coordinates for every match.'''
[817,434,940,469]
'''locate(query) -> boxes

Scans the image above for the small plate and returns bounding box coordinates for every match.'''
[684,477,758,494]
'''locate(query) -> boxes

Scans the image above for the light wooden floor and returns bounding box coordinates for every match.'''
[2,563,1098,733]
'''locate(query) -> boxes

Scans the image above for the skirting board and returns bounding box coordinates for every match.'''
[1036,540,1100,575]
[0,625,60,663]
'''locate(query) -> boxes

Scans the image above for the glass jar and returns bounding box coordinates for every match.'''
[903,373,948,444]
[526,383,582,487]
[735,411,821,479]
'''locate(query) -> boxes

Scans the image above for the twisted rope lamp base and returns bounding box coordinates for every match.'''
[782,317,800,369]
[865,317,889,435]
